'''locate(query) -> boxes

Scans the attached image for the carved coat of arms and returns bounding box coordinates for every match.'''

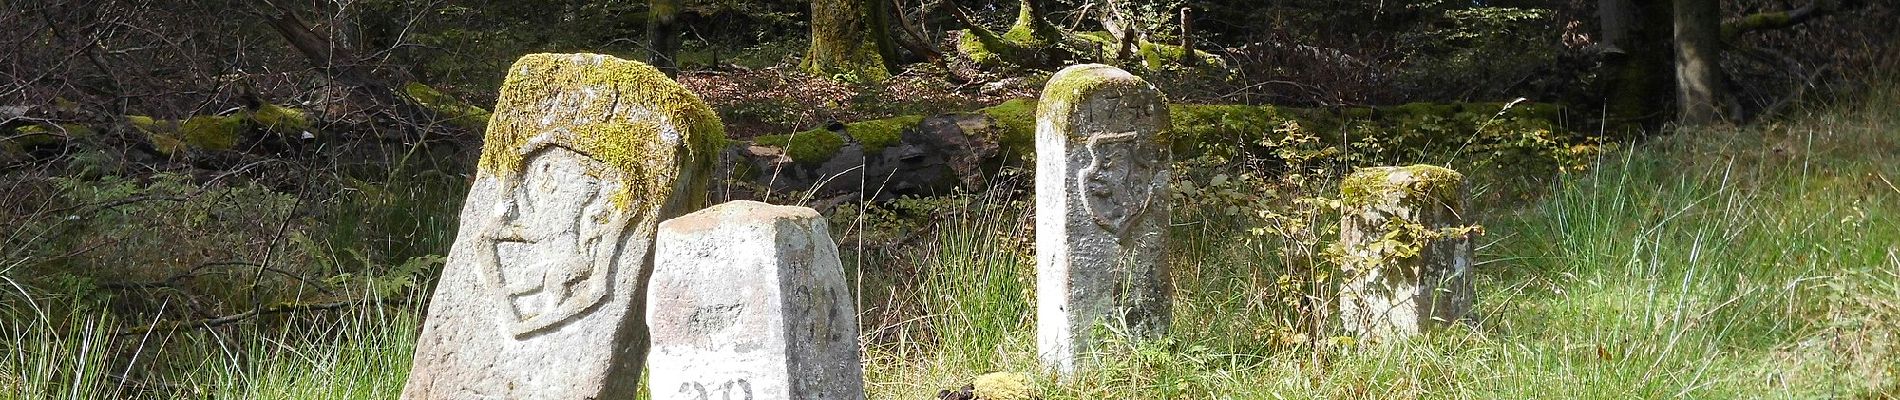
[470,145,632,338]
[1076,131,1164,235]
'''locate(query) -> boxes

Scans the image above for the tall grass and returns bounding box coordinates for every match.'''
[860,90,1900,398]
[7,90,1897,399]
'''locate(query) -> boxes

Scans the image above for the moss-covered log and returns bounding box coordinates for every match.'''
[402,82,491,132]
[734,99,1584,204]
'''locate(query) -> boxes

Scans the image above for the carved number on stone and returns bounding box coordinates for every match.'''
[679,379,753,400]
[473,145,632,338]
[1077,131,1159,234]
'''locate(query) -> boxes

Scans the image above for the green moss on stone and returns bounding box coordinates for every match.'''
[1340,164,1465,209]
[751,130,845,164]
[1036,64,1168,146]
[845,115,921,151]
[480,53,726,211]
[979,98,1038,158]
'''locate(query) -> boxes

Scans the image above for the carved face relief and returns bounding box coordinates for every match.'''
[1077,131,1160,234]
[473,145,632,338]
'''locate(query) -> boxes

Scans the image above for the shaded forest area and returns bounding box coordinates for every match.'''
[2,0,1898,397]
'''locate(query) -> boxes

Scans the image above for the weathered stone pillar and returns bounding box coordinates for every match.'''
[647,200,864,400]
[1337,164,1474,340]
[402,53,725,399]
[1034,64,1172,374]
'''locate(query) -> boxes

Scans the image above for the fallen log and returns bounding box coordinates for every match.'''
[727,98,1584,206]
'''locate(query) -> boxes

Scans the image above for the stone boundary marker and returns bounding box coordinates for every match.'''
[647,200,864,400]
[1034,64,1173,374]
[401,53,724,399]
[1337,164,1474,340]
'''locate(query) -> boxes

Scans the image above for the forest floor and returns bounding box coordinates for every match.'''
[4,79,1897,398]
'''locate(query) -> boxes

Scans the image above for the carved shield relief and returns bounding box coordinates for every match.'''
[1076,131,1162,235]
[471,144,633,338]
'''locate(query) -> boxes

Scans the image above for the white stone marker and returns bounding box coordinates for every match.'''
[647,200,864,400]
[1034,64,1172,374]
[401,53,724,400]
[1337,164,1474,341]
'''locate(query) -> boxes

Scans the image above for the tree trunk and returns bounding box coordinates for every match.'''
[1673,0,1725,124]
[1099,0,1138,60]
[890,0,944,65]
[1179,7,1197,66]
[1597,0,1675,134]
[1008,0,1064,48]
[803,0,889,82]
[866,0,902,73]
[647,0,683,78]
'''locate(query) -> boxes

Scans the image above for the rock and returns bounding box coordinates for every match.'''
[647,200,864,400]
[1336,164,1475,341]
[1034,64,1172,375]
[937,372,1037,400]
[401,53,725,399]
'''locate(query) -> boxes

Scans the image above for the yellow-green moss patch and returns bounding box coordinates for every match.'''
[250,104,311,134]
[844,115,921,151]
[8,124,89,147]
[180,115,242,150]
[128,115,186,155]
[1341,164,1465,208]
[479,53,726,211]
[404,82,492,131]
[751,130,846,164]
[979,98,1038,159]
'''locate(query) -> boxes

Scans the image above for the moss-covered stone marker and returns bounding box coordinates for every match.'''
[647,200,864,400]
[1034,64,1172,375]
[1336,164,1475,341]
[401,53,724,400]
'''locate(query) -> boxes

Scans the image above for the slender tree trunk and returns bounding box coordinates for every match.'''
[1673,0,1725,124]
[804,0,889,81]
[1179,7,1197,66]
[866,0,902,73]
[1099,0,1137,60]
[890,0,944,64]
[647,0,683,78]
[1597,0,1674,134]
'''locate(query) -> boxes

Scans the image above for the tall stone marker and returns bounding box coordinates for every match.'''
[1337,164,1474,341]
[647,200,864,400]
[1034,64,1172,374]
[402,53,725,399]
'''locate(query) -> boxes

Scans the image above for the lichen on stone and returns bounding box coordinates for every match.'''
[478,53,726,212]
[969,371,1035,400]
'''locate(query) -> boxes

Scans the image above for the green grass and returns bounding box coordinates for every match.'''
[859,89,1900,398]
[6,90,1897,398]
